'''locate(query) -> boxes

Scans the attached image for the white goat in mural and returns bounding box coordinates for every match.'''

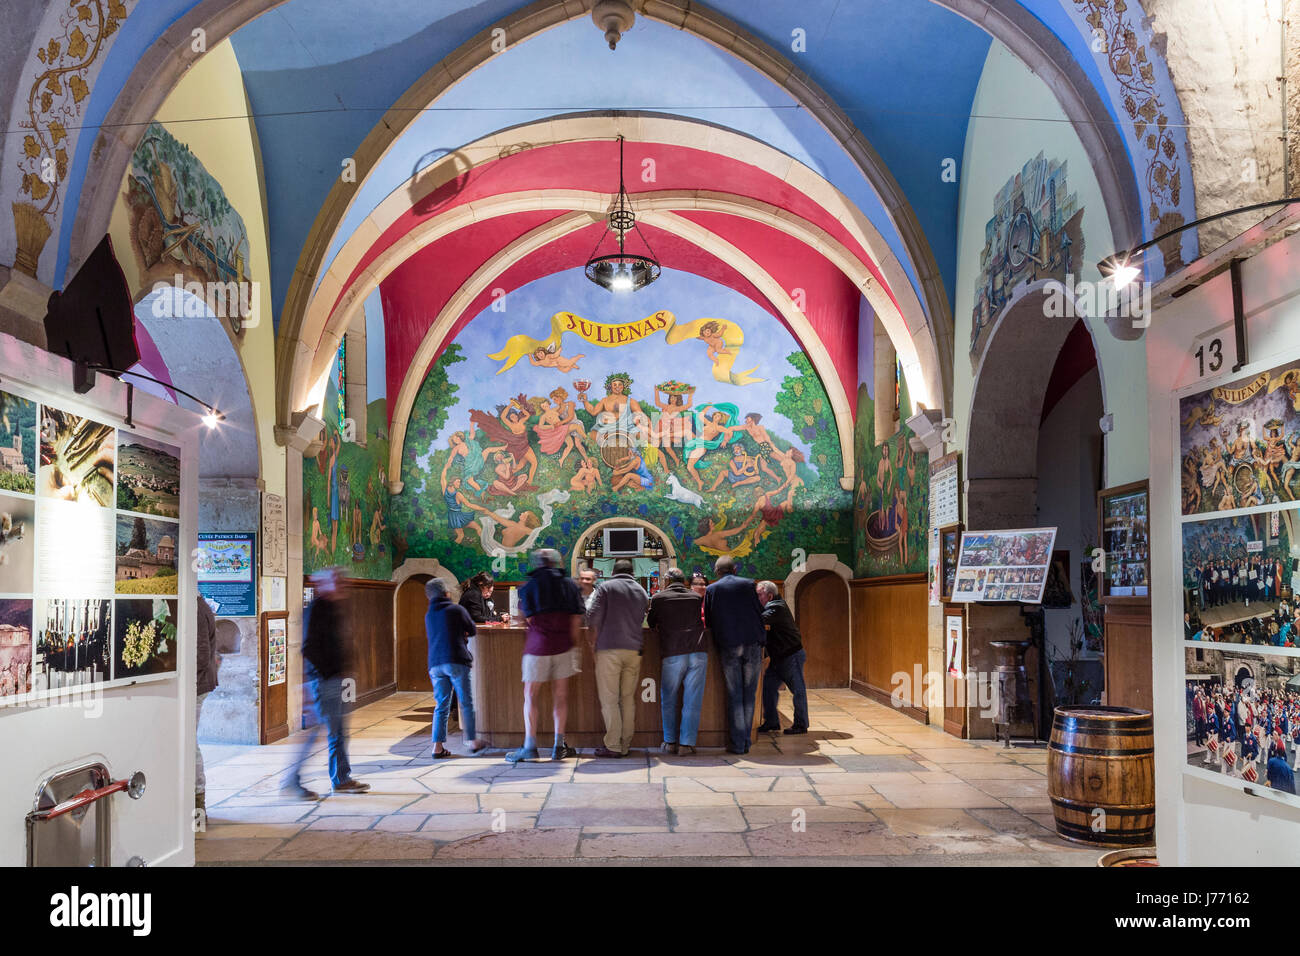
[664,474,704,508]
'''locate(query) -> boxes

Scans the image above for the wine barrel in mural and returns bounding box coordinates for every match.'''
[1047,706,1155,848]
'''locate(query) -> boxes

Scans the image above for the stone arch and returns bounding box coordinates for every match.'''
[570,517,678,577]
[378,193,867,494]
[60,0,1151,436]
[392,557,461,599]
[782,553,853,619]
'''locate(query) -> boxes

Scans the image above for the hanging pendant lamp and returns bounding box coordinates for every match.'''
[584,135,661,293]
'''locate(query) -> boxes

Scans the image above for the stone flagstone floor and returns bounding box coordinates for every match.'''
[196,689,1099,865]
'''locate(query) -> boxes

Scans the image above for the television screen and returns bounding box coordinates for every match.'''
[604,528,642,555]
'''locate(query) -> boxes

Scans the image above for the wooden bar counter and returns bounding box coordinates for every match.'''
[468,625,760,748]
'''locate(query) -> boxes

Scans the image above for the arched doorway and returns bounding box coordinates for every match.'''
[570,517,676,580]
[793,569,851,688]
[395,573,432,691]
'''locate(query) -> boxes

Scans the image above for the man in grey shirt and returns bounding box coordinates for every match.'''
[587,558,649,757]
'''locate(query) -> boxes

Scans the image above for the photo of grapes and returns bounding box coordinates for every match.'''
[112,598,177,679]
[39,407,115,507]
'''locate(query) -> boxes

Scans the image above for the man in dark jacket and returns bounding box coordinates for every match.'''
[648,568,706,754]
[460,571,508,624]
[285,569,369,798]
[588,558,649,757]
[704,556,765,754]
[755,581,809,735]
[508,549,585,763]
[195,593,219,811]
[426,577,486,758]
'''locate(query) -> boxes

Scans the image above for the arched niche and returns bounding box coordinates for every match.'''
[570,517,677,578]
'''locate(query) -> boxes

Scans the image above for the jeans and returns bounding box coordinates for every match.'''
[762,649,809,730]
[719,643,763,752]
[661,652,708,746]
[290,669,350,788]
[195,691,209,794]
[430,662,475,745]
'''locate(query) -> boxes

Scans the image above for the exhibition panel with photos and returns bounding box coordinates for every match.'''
[0,331,200,867]
[1148,222,1300,866]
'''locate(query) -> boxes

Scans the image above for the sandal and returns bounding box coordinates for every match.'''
[432,748,456,759]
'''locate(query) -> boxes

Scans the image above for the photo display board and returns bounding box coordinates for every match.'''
[950,527,1057,603]
[1100,482,1150,601]
[0,383,182,705]
[196,532,256,617]
[1178,356,1300,806]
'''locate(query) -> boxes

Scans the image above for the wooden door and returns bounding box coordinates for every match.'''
[794,570,850,687]
[396,574,431,691]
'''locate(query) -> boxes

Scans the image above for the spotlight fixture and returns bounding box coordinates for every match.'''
[584,135,661,294]
[74,360,224,430]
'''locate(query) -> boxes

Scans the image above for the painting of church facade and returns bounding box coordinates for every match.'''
[392,306,852,581]
[970,152,1084,369]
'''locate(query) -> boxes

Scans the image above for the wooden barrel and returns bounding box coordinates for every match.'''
[1048,706,1154,848]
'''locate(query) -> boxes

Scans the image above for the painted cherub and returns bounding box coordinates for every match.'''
[697,320,733,362]
[529,342,585,373]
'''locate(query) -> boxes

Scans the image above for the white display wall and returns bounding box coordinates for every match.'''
[0,331,198,866]
[1149,227,1300,865]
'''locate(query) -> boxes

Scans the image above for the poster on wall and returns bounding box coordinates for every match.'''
[950,527,1057,603]
[1178,357,1300,516]
[1099,481,1149,601]
[261,492,287,577]
[0,383,187,706]
[929,452,960,529]
[267,616,287,686]
[1181,507,1298,647]
[1184,646,1299,805]
[196,532,256,617]
[945,612,964,677]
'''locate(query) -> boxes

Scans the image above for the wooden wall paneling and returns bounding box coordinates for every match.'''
[343,578,396,706]
[1103,603,1153,711]
[848,574,928,723]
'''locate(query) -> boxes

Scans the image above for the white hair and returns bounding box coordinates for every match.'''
[757,580,779,599]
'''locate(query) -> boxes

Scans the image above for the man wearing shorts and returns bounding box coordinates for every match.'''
[507,549,585,763]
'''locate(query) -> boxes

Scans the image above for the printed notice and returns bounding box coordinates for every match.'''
[36,498,113,597]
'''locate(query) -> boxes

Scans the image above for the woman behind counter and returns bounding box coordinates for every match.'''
[460,571,509,624]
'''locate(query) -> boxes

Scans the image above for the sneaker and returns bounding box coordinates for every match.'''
[284,784,321,801]
[551,743,578,760]
[782,727,808,736]
[661,741,679,755]
[679,745,697,755]
[332,778,370,793]
[593,746,624,758]
[506,746,540,764]
[755,723,781,733]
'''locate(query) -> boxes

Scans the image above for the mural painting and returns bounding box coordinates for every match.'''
[1179,359,1300,515]
[970,152,1084,369]
[852,369,929,578]
[302,384,392,581]
[392,307,850,581]
[122,121,251,301]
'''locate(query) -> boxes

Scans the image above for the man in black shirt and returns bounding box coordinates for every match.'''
[755,580,809,735]
[284,569,369,799]
[647,568,707,754]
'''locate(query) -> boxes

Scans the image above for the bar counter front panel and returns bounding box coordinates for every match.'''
[468,626,762,748]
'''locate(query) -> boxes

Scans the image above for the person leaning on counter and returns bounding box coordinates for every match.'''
[648,568,707,755]
[587,558,649,758]
[460,571,509,624]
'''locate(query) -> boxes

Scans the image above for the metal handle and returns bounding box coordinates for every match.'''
[28,770,145,822]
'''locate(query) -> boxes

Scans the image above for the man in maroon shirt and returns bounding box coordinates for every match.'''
[506,549,586,763]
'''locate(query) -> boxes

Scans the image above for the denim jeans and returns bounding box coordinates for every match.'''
[762,649,809,730]
[719,643,763,752]
[290,668,350,788]
[430,662,475,744]
[661,652,708,746]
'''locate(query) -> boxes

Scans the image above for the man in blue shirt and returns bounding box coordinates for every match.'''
[426,577,486,758]
[1267,754,1297,793]
[704,556,766,754]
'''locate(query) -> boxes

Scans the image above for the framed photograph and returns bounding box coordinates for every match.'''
[951,527,1057,604]
[938,522,962,602]
[1098,479,1150,604]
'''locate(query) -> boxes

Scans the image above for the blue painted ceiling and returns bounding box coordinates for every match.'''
[63,1,1144,329]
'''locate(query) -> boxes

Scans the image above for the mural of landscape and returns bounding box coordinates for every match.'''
[302,384,392,581]
[392,303,851,581]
